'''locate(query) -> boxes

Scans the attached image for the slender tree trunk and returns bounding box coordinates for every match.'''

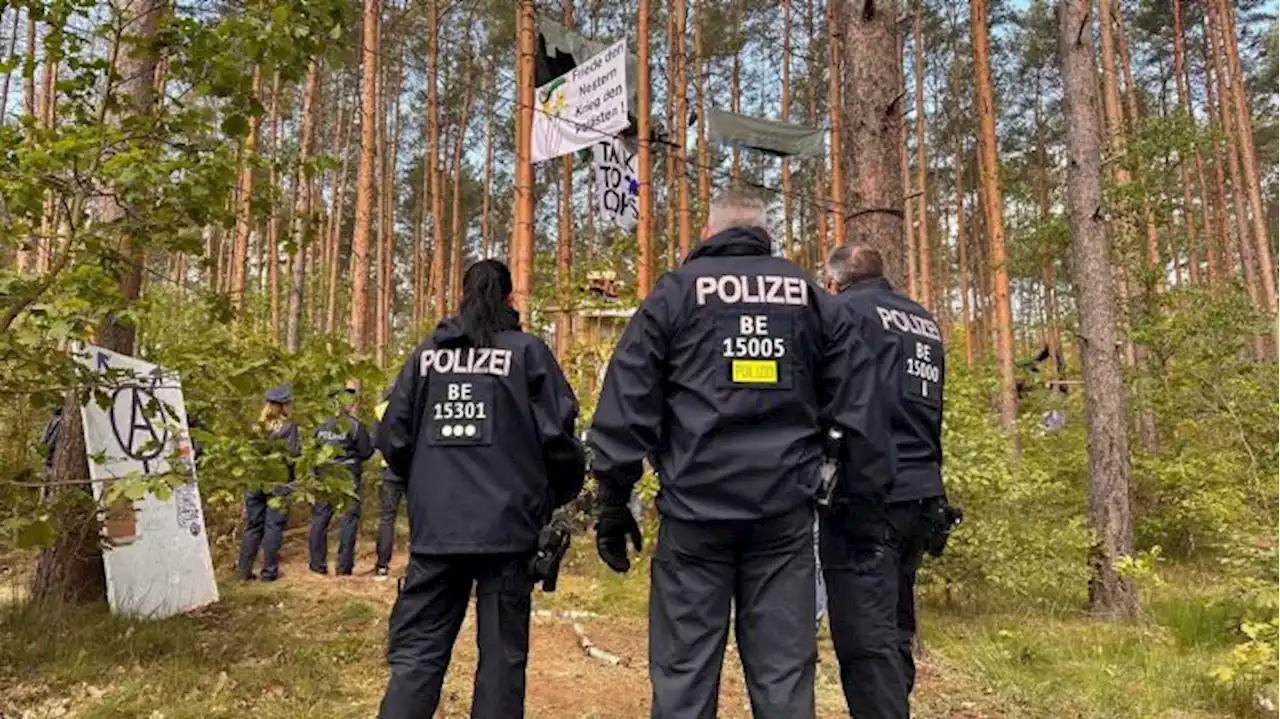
[512,0,536,316]
[956,137,973,369]
[554,4,574,360]
[971,0,1018,436]
[1172,0,1200,286]
[664,5,677,270]
[1201,32,1229,288]
[325,97,352,336]
[636,0,654,295]
[781,0,793,260]
[1111,2,1162,279]
[730,0,742,187]
[1034,66,1059,356]
[1058,0,1137,619]
[674,0,691,257]
[913,0,930,310]
[841,0,901,283]
[266,72,282,342]
[376,48,402,364]
[808,0,828,262]
[428,0,446,320]
[828,0,847,248]
[450,62,476,315]
[230,66,263,306]
[373,51,387,362]
[1206,7,1249,285]
[901,27,916,296]
[1214,0,1276,314]
[481,70,495,260]
[350,0,379,351]
[287,61,320,353]
[694,0,710,229]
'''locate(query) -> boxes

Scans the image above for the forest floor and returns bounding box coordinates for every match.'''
[0,528,1260,719]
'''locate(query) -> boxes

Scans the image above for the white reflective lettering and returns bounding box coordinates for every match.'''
[694,275,810,306]
[419,348,513,377]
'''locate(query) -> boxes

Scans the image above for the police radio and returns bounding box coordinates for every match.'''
[814,427,845,510]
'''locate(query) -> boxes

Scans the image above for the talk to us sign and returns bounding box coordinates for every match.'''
[592,138,639,231]
[75,344,218,619]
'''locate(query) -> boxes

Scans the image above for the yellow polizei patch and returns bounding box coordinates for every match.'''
[732,360,778,384]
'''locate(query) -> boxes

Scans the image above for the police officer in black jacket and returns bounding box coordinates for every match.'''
[371,389,405,581]
[375,259,586,719]
[309,381,375,576]
[823,244,948,719]
[589,191,894,719]
[238,384,301,582]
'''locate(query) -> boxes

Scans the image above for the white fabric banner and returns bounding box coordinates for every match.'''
[532,39,630,163]
[592,139,639,231]
[75,343,218,619]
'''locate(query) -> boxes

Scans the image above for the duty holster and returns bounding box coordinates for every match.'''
[528,510,573,592]
[814,427,846,514]
[923,499,963,557]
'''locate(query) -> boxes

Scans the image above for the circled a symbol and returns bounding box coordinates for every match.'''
[109,386,170,470]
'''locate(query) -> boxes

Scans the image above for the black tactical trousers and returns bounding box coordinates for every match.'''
[379,553,533,719]
[237,486,289,580]
[309,474,363,575]
[649,504,816,719]
[375,480,405,570]
[821,499,931,719]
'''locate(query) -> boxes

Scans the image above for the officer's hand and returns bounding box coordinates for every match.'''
[595,504,643,573]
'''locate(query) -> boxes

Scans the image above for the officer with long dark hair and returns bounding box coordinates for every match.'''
[376,259,586,718]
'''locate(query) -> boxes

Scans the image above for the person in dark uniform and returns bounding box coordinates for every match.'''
[237,384,301,582]
[375,259,586,719]
[589,191,894,719]
[309,380,375,576]
[372,389,405,581]
[823,244,949,719]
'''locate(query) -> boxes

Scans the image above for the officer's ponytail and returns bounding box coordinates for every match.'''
[457,259,514,347]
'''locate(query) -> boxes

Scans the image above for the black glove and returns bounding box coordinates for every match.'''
[595,504,643,573]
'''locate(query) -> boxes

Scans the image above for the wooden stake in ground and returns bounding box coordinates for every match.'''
[1057,0,1137,619]
[970,0,1018,437]
[840,0,901,283]
[349,0,380,353]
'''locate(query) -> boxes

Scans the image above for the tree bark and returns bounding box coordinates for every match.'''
[955,137,973,369]
[730,0,742,187]
[512,0,536,317]
[481,70,495,260]
[1110,1,1162,279]
[1057,0,1137,619]
[840,0,901,283]
[325,97,353,336]
[674,0,691,258]
[694,0,710,230]
[971,0,1018,436]
[913,0,930,310]
[0,9,20,124]
[266,72,283,342]
[288,61,320,353]
[450,61,476,314]
[1171,0,1200,286]
[555,3,574,361]
[230,66,263,307]
[1205,6,1249,287]
[636,0,653,295]
[1201,30,1230,288]
[781,0,793,260]
[807,0,828,261]
[901,27,915,297]
[428,0,446,320]
[350,0,380,351]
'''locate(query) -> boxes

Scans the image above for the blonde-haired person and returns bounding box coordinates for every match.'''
[237,384,302,581]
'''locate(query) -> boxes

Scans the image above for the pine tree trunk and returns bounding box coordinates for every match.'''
[1214,0,1277,314]
[430,0,449,318]
[230,66,263,306]
[674,0,691,258]
[840,0,901,283]
[325,97,352,336]
[1111,2,1162,279]
[694,0,710,229]
[955,137,973,369]
[827,0,846,248]
[971,0,1018,436]
[555,4,574,360]
[1201,31,1230,288]
[1057,0,1137,619]
[636,0,654,295]
[913,0,930,310]
[664,5,677,271]
[1034,65,1058,356]
[1172,0,1200,286]
[781,0,793,261]
[350,0,379,351]
[0,10,20,124]
[450,62,476,314]
[730,0,742,187]
[901,27,916,297]
[35,0,162,607]
[1206,7,1250,286]
[287,61,320,353]
[512,0,536,317]
[481,70,495,260]
[266,73,283,342]
[807,0,828,262]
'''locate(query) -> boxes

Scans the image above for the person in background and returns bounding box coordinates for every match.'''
[823,245,952,719]
[588,191,893,719]
[376,259,585,719]
[237,384,301,582]
[372,387,405,581]
[309,380,375,576]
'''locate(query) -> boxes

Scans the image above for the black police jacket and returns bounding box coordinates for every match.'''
[377,307,586,554]
[314,411,374,480]
[835,277,945,501]
[589,226,895,522]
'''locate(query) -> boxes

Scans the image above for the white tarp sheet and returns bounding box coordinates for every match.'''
[75,343,218,619]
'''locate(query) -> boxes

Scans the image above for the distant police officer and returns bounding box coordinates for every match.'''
[238,384,301,582]
[823,245,949,719]
[376,259,586,719]
[309,380,375,576]
[589,191,894,719]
